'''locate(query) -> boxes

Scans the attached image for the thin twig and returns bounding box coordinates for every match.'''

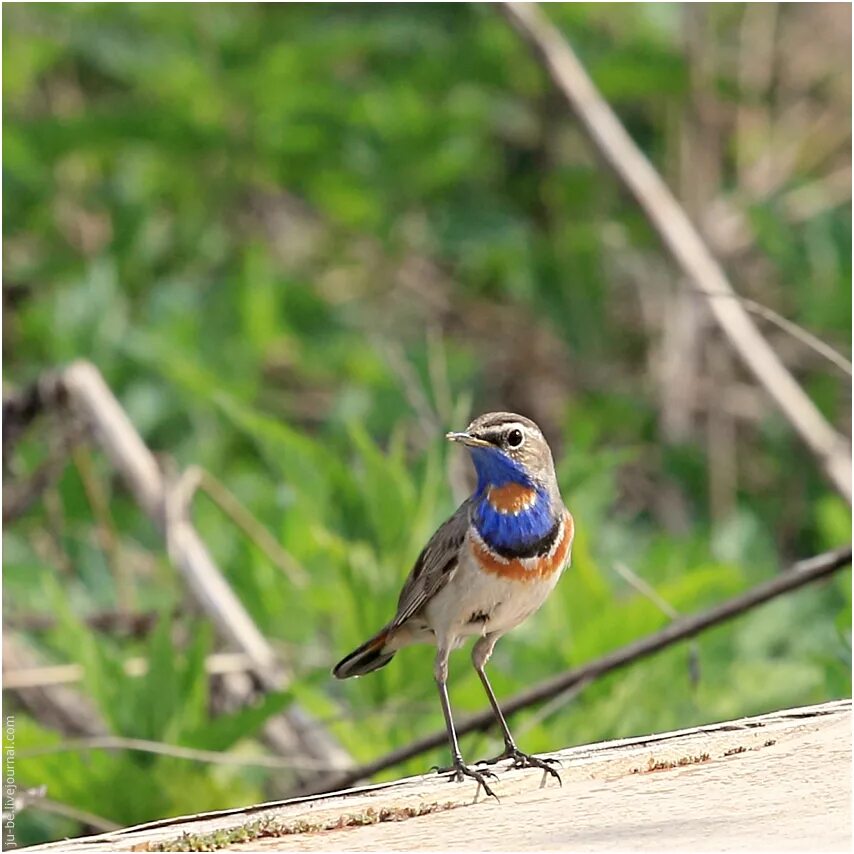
[740,297,852,377]
[426,325,454,426]
[41,485,72,574]
[3,421,83,525]
[446,393,475,506]
[17,736,339,772]
[686,288,852,377]
[72,444,135,611]
[500,2,852,504]
[305,544,851,794]
[613,561,701,687]
[194,467,308,588]
[5,608,160,638]
[3,454,68,524]
[374,338,440,441]
[613,562,679,619]
[15,791,120,833]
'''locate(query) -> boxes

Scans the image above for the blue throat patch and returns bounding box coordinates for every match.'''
[469,447,554,553]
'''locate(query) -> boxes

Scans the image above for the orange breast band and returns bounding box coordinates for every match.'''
[486,482,538,515]
[472,511,574,582]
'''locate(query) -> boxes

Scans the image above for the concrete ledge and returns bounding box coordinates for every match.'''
[24,699,852,852]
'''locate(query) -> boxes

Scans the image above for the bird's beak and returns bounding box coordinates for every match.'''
[445,431,491,448]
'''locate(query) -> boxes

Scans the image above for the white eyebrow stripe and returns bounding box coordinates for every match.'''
[478,422,531,442]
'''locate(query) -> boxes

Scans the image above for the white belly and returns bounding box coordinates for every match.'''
[424,547,565,647]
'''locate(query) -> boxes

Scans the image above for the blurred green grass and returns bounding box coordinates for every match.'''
[3,3,850,846]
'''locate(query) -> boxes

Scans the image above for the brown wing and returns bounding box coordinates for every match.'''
[391,498,473,629]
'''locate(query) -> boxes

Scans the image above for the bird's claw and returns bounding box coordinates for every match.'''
[478,747,562,784]
[438,758,499,800]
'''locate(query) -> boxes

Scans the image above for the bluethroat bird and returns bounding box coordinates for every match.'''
[333,412,572,798]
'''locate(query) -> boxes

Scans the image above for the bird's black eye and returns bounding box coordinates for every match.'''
[506,428,524,448]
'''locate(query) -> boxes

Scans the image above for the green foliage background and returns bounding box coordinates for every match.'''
[4,4,851,846]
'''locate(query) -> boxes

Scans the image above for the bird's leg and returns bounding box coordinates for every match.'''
[434,646,498,800]
[472,636,561,784]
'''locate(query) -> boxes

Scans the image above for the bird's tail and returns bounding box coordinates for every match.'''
[333,626,396,679]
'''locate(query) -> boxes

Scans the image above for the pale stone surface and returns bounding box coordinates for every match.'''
[23,700,851,852]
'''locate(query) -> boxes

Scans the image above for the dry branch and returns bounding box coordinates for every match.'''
[13,360,353,783]
[4,651,254,691]
[62,362,283,675]
[2,635,106,738]
[310,543,851,794]
[500,2,852,504]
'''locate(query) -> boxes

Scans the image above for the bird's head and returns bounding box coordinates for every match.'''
[446,412,557,494]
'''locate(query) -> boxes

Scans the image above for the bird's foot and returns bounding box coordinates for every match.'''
[478,745,562,784]
[433,758,499,800]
